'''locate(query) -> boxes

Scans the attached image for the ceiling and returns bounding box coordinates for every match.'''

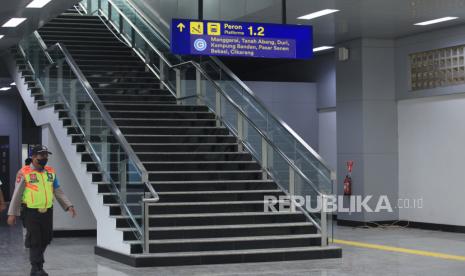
[0,0,79,50]
[238,0,465,46]
[2,0,465,51]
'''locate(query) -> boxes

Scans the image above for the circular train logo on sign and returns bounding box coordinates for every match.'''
[194,38,207,51]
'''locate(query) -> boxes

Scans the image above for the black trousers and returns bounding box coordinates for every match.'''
[22,207,53,268]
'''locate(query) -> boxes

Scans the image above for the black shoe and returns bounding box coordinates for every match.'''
[30,267,48,276]
[30,266,41,276]
[38,269,49,276]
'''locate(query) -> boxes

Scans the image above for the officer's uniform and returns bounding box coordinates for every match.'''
[8,147,73,276]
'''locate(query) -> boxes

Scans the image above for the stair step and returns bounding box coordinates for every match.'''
[131,234,320,245]
[121,220,317,241]
[117,245,341,266]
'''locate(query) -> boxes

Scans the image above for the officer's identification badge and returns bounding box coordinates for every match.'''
[47,173,54,181]
[29,174,38,183]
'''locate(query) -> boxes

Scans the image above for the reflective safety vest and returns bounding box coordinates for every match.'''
[21,166,56,209]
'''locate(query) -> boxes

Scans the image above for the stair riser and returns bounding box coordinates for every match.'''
[41,38,120,45]
[109,201,282,215]
[87,77,162,83]
[75,60,142,66]
[65,49,135,56]
[92,171,263,182]
[65,118,217,128]
[107,247,343,266]
[119,128,229,136]
[103,105,209,112]
[144,237,321,254]
[109,113,215,120]
[82,153,251,162]
[113,120,216,127]
[89,162,259,172]
[97,96,175,103]
[94,89,168,95]
[60,64,147,71]
[41,23,108,29]
[98,182,276,193]
[66,125,228,135]
[49,18,102,23]
[123,225,317,240]
[45,38,122,46]
[77,144,237,153]
[116,214,308,228]
[81,71,155,78]
[39,31,117,38]
[72,135,232,144]
[92,84,164,90]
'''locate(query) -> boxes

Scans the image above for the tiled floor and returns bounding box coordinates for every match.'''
[1,222,465,275]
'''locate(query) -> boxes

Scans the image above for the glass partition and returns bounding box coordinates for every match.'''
[19,33,153,250]
[80,0,335,245]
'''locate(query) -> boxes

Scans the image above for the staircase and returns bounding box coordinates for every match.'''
[11,6,341,267]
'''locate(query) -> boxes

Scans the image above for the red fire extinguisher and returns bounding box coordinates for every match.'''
[343,161,354,196]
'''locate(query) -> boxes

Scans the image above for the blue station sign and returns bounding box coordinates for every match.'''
[171,19,313,59]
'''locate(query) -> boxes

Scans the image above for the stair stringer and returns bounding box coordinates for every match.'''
[3,52,132,255]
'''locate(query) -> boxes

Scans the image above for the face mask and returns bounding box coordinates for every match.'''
[37,158,48,167]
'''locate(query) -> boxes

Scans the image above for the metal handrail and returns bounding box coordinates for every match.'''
[210,56,335,174]
[44,42,159,203]
[173,61,325,197]
[94,0,331,195]
[100,0,334,181]
[80,0,332,246]
[21,31,159,244]
[111,0,334,176]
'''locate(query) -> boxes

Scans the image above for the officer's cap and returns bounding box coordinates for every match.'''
[31,145,52,156]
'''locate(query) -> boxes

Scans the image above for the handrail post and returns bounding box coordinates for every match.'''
[159,59,165,90]
[84,103,91,135]
[320,195,328,247]
[86,0,92,13]
[289,166,295,195]
[108,1,112,21]
[131,28,136,48]
[196,68,202,105]
[70,79,77,113]
[118,13,123,33]
[237,112,243,152]
[261,137,268,180]
[57,60,63,102]
[215,90,222,127]
[175,68,181,98]
[143,193,150,254]
[119,157,127,206]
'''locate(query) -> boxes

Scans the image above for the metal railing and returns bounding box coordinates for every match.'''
[18,30,158,253]
[81,0,335,245]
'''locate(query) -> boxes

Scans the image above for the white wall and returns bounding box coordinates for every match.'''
[398,93,465,226]
[42,126,96,230]
[244,81,319,149]
[318,111,337,172]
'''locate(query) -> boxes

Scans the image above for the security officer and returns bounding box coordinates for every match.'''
[7,145,77,276]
